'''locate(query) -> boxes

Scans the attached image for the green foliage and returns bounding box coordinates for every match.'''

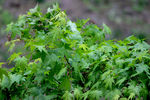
[0,62,8,81]
[1,5,150,99]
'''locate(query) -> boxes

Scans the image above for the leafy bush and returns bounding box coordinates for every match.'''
[0,5,150,100]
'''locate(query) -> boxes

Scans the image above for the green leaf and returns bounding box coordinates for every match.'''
[0,62,5,67]
[116,77,127,86]
[14,56,28,69]
[0,62,8,81]
[112,89,121,100]
[74,88,83,100]
[60,78,71,91]
[103,23,111,34]
[1,74,25,90]
[62,91,73,100]
[0,68,8,80]
[8,52,22,64]
[88,90,102,100]
[128,93,135,100]
[67,20,79,34]
[0,75,10,89]
[103,76,114,89]
[79,44,88,51]
[56,67,67,79]
[35,45,48,54]
[28,87,41,96]
[120,98,128,100]
[131,63,149,77]
[29,5,41,14]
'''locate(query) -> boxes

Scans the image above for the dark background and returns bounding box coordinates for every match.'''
[0,0,150,62]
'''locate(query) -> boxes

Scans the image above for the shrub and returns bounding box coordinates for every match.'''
[0,5,150,100]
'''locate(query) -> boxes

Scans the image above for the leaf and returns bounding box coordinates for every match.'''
[105,89,121,100]
[82,91,90,100]
[0,75,10,89]
[62,91,73,100]
[5,39,20,52]
[56,67,67,79]
[128,93,135,100]
[74,88,83,100]
[112,89,121,100]
[120,98,128,100]
[28,87,41,96]
[67,20,83,41]
[67,20,79,34]
[88,90,102,100]
[1,74,25,90]
[101,70,111,80]
[14,56,28,69]
[127,82,141,98]
[0,62,5,67]
[113,94,120,100]
[6,22,13,32]
[29,5,40,14]
[46,94,58,100]
[131,63,149,77]
[8,42,15,52]
[35,45,48,54]
[103,23,111,34]
[79,44,88,51]
[0,68,8,80]
[60,78,71,91]
[103,76,114,89]
[0,62,8,80]
[116,77,127,86]
[8,52,22,64]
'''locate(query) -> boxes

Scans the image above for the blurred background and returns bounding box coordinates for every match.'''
[0,0,150,62]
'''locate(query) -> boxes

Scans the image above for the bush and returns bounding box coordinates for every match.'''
[0,5,150,100]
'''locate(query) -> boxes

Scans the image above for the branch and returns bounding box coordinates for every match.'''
[64,55,72,76]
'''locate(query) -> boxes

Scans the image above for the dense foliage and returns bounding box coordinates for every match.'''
[0,5,150,100]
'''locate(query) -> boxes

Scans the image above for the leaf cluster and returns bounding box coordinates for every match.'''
[0,5,150,100]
